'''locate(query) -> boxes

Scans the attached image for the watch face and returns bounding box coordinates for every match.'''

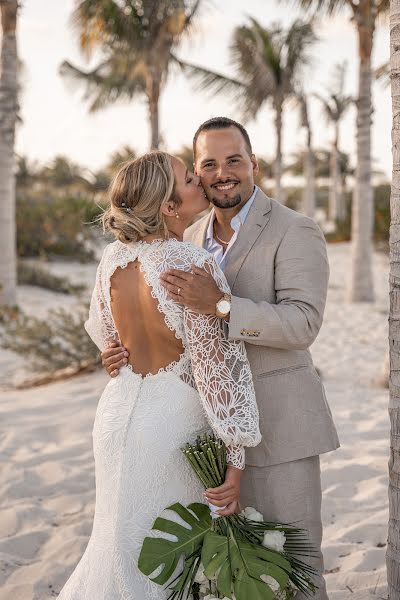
[218,300,231,314]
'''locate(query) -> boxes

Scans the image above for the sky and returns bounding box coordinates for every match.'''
[16,0,391,179]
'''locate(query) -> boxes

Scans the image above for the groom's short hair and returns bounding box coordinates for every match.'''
[193,117,253,159]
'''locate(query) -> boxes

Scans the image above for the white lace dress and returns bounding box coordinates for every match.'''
[57,238,261,600]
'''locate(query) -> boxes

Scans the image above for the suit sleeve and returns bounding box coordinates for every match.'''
[227,218,329,350]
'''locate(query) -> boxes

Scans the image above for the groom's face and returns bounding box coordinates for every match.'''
[194,127,258,209]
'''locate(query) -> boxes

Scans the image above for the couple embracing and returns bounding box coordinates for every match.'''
[57,117,339,600]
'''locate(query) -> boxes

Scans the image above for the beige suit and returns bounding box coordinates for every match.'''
[184,188,339,599]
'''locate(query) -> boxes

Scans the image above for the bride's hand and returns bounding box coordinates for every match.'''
[204,465,243,517]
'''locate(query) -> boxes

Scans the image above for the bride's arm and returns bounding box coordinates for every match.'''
[85,248,119,352]
[183,257,261,469]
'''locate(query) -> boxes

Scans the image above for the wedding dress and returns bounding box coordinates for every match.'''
[57,238,261,600]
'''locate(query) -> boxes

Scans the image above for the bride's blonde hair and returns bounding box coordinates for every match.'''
[103,151,180,243]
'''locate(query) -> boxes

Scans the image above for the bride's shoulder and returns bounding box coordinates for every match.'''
[98,240,138,270]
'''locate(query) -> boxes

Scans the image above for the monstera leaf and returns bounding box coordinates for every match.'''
[138,502,211,585]
[202,529,292,600]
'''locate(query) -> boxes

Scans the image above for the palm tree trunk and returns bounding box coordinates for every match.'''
[387,2,400,595]
[0,0,18,306]
[349,24,374,302]
[146,72,160,150]
[273,100,285,204]
[337,171,346,221]
[303,127,315,217]
[329,124,341,222]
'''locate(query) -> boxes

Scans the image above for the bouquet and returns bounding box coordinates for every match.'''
[138,434,317,600]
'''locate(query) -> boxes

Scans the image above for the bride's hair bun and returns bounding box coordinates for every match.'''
[102,151,180,243]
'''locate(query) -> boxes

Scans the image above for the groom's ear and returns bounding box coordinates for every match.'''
[251,154,259,177]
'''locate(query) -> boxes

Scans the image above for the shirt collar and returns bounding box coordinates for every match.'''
[206,185,258,242]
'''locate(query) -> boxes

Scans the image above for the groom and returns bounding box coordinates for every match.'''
[101,117,339,598]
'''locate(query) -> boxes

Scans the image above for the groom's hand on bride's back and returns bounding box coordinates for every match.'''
[101,342,129,377]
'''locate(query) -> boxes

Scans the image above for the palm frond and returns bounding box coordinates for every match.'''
[245,18,281,86]
[174,55,244,96]
[295,91,310,131]
[313,92,336,124]
[332,93,353,117]
[71,0,137,58]
[285,0,348,16]
[283,19,317,90]
[181,0,203,33]
[375,61,390,88]
[377,0,389,16]
[230,21,278,119]
[312,59,352,126]
[59,57,146,112]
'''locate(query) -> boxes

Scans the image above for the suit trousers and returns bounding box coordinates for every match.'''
[240,455,328,600]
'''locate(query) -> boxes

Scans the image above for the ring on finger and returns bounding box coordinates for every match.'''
[177,287,181,296]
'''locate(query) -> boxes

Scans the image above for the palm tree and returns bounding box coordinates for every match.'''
[181,18,317,204]
[315,63,352,223]
[60,0,201,150]
[296,91,316,217]
[40,155,91,192]
[16,155,41,189]
[323,66,352,221]
[287,1,389,302]
[0,0,18,306]
[174,145,194,172]
[107,145,137,171]
[388,2,400,595]
[288,147,352,180]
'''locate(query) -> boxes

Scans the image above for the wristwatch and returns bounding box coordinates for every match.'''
[216,293,231,318]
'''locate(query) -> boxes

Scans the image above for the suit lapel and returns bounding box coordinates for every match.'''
[223,190,272,289]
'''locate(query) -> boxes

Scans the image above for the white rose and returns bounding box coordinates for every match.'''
[199,582,209,595]
[241,506,264,522]
[262,530,286,552]
[260,574,281,592]
[195,563,209,585]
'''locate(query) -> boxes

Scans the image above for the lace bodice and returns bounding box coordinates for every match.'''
[85,238,261,468]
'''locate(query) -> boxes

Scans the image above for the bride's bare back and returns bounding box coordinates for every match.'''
[110,260,184,377]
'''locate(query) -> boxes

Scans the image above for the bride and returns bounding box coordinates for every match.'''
[57,151,261,600]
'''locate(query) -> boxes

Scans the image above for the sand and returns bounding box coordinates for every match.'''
[0,242,390,599]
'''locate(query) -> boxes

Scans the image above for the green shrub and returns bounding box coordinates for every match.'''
[17,262,85,295]
[325,185,390,244]
[374,184,390,242]
[17,193,105,261]
[0,304,99,372]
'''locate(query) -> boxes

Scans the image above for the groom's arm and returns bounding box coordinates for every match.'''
[227,218,329,350]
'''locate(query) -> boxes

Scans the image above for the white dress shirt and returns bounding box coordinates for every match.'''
[204,186,258,270]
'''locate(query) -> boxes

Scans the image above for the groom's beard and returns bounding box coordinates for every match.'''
[210,193,242,209]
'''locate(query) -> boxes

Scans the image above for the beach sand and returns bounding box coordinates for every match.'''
[0,242,390,599]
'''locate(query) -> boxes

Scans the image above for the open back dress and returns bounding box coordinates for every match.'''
[56,238,261,600]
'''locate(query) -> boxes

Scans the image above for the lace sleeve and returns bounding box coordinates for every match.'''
[84,247,118,351]
[183,256,261,470]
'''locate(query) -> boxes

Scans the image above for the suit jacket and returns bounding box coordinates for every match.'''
[184,188,340,467]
